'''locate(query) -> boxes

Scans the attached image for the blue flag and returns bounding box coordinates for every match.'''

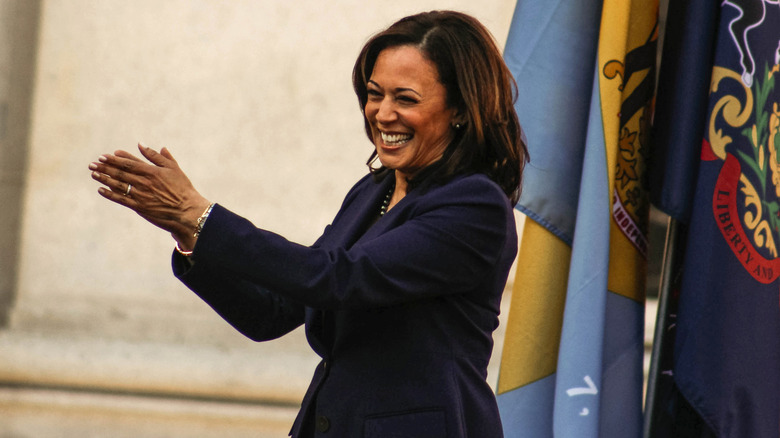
[497,1,658,437]
[650,2,780,436]
[647,0,718,223]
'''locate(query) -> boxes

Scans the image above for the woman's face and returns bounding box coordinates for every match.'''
[364,45,457,179]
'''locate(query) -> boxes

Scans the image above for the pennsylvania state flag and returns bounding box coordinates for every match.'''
[496,1,657,437]
[649,2,780,437]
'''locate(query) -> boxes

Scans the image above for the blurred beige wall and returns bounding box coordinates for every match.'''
[0,0,517,432]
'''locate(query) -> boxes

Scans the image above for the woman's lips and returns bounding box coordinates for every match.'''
[380,131,413,146]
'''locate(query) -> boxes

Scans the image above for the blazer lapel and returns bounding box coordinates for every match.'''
[358,175,427,242]
[326,172,396,250]
[304,172,395,357]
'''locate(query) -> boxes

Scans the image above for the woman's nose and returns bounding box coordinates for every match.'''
[375,98,397,123]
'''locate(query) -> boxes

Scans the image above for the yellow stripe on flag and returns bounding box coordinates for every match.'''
[497,219,571,394]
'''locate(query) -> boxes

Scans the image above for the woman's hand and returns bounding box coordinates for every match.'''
[89,143,211,251]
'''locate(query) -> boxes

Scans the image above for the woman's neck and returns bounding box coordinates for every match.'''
[387,172,408,213]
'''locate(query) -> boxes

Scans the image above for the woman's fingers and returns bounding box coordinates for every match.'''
[90,145,170,193]
[92,167,173,216]
[96,184,182,233]
[114,148,145,163]
[96,181,141,209]
[90,143,210,237]
[139,144,178,168]
[159,146,177,162]
[90,168,131,195]
[89,158,148,195]
[99,150,157,178]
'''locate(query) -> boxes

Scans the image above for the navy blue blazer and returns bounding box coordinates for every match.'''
[173,171,517,437]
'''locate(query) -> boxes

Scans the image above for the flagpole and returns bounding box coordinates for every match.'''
[642,215,679,438]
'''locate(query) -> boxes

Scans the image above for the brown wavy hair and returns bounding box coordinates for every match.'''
[353,10,528,204]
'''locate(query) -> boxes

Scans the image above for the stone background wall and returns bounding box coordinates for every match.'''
[0,1,519,436]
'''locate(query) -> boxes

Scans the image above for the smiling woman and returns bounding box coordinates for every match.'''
[353,11,528,207]
[364,46,459,189]
[90,10,527,438]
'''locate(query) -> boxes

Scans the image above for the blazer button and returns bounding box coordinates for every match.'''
[316,415,330,433]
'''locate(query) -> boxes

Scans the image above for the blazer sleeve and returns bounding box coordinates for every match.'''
[173,251,306,342]
[181,175,515,310]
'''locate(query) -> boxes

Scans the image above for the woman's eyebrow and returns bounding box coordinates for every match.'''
[367,80,422,97]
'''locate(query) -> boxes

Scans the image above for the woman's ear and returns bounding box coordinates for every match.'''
[451,111,467,130]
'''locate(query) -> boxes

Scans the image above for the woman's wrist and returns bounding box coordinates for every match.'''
[193,203,215,238]
[175,241,194,256]
[173,201,215,254]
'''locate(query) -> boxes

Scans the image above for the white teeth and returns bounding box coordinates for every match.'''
[381,132,412,145]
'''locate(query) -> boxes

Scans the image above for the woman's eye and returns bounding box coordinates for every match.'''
[398,95,418,104]
[367,90,382,99]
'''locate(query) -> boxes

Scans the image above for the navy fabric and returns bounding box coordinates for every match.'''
[647,0,719,223]
[173,172,517,437]
[673,157,780,438]
[648,2,780,436]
